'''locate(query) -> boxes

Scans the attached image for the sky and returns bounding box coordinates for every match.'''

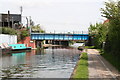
[0,0,114,33]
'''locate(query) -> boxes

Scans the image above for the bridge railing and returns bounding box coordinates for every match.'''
[33,31,88,34]
[30,31,89,41]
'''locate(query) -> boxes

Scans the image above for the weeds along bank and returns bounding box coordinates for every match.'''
[71,52,88,79]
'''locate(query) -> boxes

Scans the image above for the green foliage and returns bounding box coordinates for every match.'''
[89,0,120,71]
[0,27,17,35]
[31,24,45,33]
[88,23,108,48]
[84,46,95,49]
[101,52,120,71]
[72,52,88,79]
[40,30,45,33]
[101,1,120,20]
[69,41,75,45]
[20,30,29,40]
[101,1,120,57]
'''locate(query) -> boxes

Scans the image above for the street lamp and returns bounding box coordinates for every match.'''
[11,17,14,28]
[26,17,28,29]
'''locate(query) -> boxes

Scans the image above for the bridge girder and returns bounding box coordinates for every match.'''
[31,33,89,41]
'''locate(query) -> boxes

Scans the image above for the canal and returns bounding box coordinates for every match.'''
[0,46,81,78]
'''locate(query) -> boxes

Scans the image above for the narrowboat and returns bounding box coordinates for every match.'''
[9,44,31,51]
[0,43,12,54]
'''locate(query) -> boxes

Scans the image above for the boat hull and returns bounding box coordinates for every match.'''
[11,48,31,51]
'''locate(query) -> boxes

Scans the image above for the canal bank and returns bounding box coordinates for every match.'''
[70,52,88,79]
[70,48,120,80]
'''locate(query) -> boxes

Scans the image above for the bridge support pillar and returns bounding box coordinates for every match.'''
[61,41,69,46]
[59,41,61,45]
[36,40,44,48]
[45,40,49,44]
[51,40,69,46]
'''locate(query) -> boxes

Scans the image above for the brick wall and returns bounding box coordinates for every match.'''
[18,36,36,49]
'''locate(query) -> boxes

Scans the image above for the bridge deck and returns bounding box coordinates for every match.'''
[31,33,89,40]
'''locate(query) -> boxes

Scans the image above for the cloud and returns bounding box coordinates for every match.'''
[0,0,51,9]
[0,0,108,32]
[20,0,51,8]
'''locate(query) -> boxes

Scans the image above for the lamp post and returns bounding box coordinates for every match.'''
[7,10,10,27]
[26,17,28,29]
[103,42,105,50]
[11,17,14,28]
[20,6,23,24]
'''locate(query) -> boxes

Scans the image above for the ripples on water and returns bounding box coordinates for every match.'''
[0,46,81,78]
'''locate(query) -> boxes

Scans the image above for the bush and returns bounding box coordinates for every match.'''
[88,23,108,49]
[20,30,29,40]
[0,27,17,35]
[101,1,120,58]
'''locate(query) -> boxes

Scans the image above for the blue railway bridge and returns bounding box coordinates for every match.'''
[31,33,89,41]
[30,33,89,47]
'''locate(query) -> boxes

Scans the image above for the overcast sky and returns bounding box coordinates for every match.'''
[0,0,113,33]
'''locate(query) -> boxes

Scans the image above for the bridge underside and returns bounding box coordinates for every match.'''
[31,33,89,41]
[45,40,69,46]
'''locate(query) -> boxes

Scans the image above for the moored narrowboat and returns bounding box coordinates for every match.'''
[9,44,31,51]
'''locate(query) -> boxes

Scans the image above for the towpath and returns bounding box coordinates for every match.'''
[86,49,120,80]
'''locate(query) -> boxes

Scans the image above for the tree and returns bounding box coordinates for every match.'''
[20,30,29,40]
[100,1,120,71]
[101,1,120,55]
[88,23,108,48]
[31,24,45,33]
[88,0,120,71]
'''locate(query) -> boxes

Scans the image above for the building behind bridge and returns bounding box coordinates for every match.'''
[0,11,21,29]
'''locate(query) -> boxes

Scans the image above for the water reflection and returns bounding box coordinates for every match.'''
[1,47,81,78]
[12,52,26,65]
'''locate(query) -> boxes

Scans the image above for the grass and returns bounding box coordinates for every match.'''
[84,46,95,49]
[101,52,120,72]
[95,49,120,71]
[92,49,120,71]
[71,52,88,80]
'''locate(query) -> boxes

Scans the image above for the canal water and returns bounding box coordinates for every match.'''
[0,46,81,78]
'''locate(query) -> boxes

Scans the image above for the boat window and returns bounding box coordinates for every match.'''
[14,46,16,48]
